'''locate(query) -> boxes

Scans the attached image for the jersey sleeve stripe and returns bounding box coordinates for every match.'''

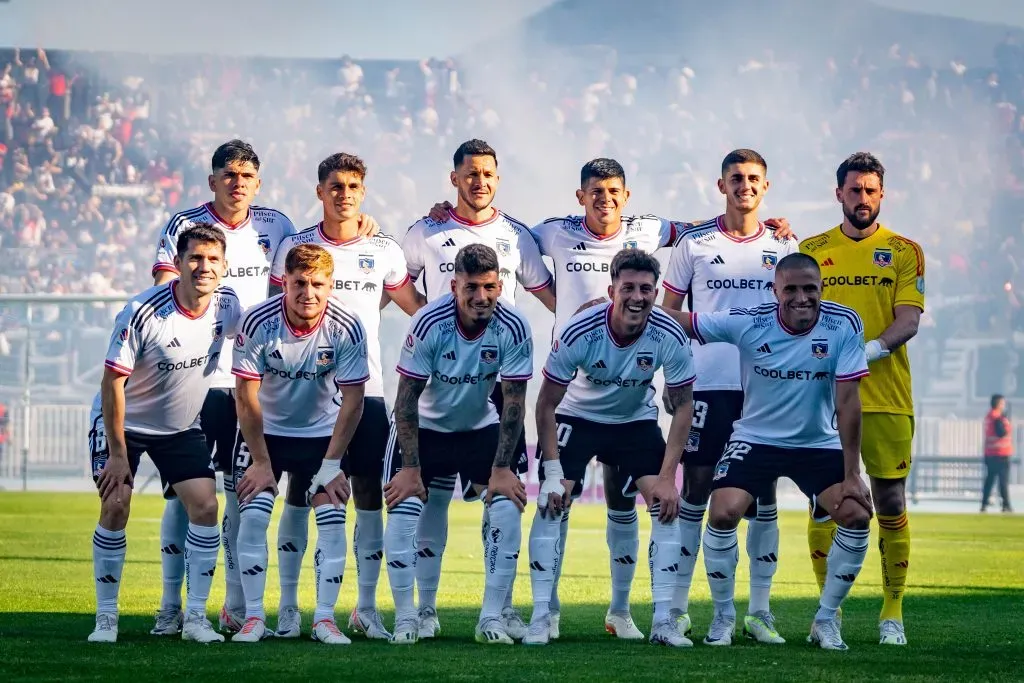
[892,235,925,276]
[649,311,689,346]
[560,307,606,343]
[893,298,925,311]
[242,301,281,337]
[837,370,869,382]
[129,290,173,333]
[384,273,411,290]
[690,313,708,345]
[151,263,179,275]
[163,206,207,239]
[104,360,133,376]
[662,280,688,295]
[666,375,697,388]
[232,368,262,380]
[412,302,455,339]
[326,305,366,344]
[500,373,533,381]
[820,302,864,333]
[335,374,370,387]
[563,319,605,347]
[396,367,429,380]
[499,212,531,232]
[541,368,572,385]
[494,304,528,344]
[268,274,284,286]
[523,276,553,292]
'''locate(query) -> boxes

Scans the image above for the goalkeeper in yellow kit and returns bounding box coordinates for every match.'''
[800,152,924,646]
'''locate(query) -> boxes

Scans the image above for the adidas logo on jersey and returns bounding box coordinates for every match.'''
[441,237,456,248]
[166,337,181,348]
[821,257,835,266]
[710,254,725,265]
[572,242,588,251]
[592,360,607,369]
[269,349,284,360]
[756,343,772,354]
[443,350,457,361]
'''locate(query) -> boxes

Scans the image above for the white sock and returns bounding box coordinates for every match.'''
[277,503,309,612]
[647,503,681,623]
[673,500,705,613]
[481,497,522,621]
[550,509,569,613]
[703,525,738,619]
[312,505,347,624]
[184,522,221,615]
[354,508,384,611]
[606,508,639,614]
[746,502,779,615]
[528,508,560,620]
[159,497,188,611]
[93,524,126,615]
[238,492,274,621]
[416,480,453,611]
[385,497,424,623]
[815,526,869,621]
[222,488,244,612]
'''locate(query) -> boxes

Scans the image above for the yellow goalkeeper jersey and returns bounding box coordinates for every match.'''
[799,224,925,416]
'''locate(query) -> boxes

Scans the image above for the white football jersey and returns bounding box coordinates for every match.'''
[663,216,798,391]
[531,214,678,332]
[270,224,410,397]
[102,281,243,435]
[397,294,533,433]
[403,208,552,304]
[153,202,297,388]
[691,301,869,449]
[543,302,696,424]
[232,295,369,438]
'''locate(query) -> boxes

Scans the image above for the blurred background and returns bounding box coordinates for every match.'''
[0,0,1020,504]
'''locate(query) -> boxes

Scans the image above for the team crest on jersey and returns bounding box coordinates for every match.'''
[404,334,415,352]
[480,345,499,364]
[118,327,129,344]
[551,339,560,353]
[358,255,375,274]
[873,249,893,268]
[685,430,700,453]
[811,340,829,359]
[624,240,638,250]
[316,348,335,366]
[916,276,925,294]
[761,251,778,270]
[258,234,272,255]
[495,239,511,256]
[212,322,224,341]
[235,333,245,348]
[636,352,654,372]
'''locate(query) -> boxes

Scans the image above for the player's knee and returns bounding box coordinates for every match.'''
[99,494,131,529]
[873,481,906,516]
[833,498,871,530]
[185,494,220,526]
[707,504,742,530]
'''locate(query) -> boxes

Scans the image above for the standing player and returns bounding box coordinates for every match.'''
[527,249,695,647]
[670,253,873,650]
[268,153,425,640]
[88,225,243,643]
[401,139,553,640]
[231,244,369,645]
[660,149,796,644]
[383,244,533,645]
[799,153,924,646]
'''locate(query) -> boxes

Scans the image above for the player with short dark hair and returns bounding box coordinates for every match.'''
[384,244,534,645]
[800,152,925,646]
[666,252,873,650]
[401,140,553,640]
[660,149,796,643]
[527,248,696,647]
[268,153,425,640]
[230,243,369,645]
[88,224,243,644]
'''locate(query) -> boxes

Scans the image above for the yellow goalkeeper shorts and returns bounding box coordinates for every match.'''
[861,413,915,480]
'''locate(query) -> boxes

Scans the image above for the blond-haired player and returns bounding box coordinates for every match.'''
[799,152,924,646]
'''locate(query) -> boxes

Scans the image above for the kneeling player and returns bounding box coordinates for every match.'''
[230,244,369,645]
[527,249,696,647]
[675,253,873,650]
[383,244,533,645]
[88,224,242,643]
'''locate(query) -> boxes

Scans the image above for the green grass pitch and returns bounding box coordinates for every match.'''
[0,492,1020,681]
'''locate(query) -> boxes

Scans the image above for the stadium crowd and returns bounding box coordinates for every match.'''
[1,42,1024,333]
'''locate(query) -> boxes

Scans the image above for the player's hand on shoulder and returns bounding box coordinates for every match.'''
[357,214,381,238]
[649,474,680,522]
[383,466,427,509]
[237,460,277,504]
[575,297,609,315]
[487,466,527,511]
[765,217,796,240]
[428,201,453,222]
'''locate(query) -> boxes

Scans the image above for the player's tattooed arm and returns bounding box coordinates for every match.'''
[394,374,427,467]
[662,383,693,476]
[494,379,528,468]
